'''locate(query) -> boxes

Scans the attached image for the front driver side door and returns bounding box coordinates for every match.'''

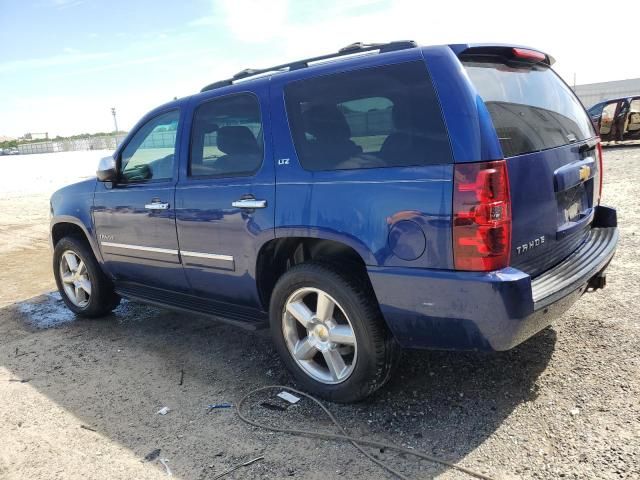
[598,101,620,141]
[93,108,190,292]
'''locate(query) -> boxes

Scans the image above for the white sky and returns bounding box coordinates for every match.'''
[1,0,639,137]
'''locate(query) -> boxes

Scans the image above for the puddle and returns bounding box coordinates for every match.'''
[112,299,163,324]
[18,293,76,329]
[17,291,164,329]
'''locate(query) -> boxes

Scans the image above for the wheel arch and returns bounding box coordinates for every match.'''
[51,216,104,264]
[255,235,377,312]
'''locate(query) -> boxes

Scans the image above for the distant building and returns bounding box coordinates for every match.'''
[23,132,49,141]
[574,78,640,109]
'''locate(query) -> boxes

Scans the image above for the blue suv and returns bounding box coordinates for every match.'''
[50,42,618,402]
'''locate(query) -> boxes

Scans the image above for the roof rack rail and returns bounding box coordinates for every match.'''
[200,40,417,92]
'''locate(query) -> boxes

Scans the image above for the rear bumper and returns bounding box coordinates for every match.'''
[368,206,618,351]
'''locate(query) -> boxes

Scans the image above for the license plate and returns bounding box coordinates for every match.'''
[558,183,588,225]
[564,198,582,223]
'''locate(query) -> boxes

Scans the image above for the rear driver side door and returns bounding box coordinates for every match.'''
[175,89,275,314]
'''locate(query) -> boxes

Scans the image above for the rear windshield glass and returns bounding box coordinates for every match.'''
[463,61,595,157]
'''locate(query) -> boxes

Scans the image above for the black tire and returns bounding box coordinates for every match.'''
[269,262,399,403]
[53,236,120,318]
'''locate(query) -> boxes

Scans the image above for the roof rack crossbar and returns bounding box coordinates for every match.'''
[200,40,416,92]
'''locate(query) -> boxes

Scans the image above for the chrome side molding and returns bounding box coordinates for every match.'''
[100,242,179,255]
[100,242,234,264]
[181,251,234,262]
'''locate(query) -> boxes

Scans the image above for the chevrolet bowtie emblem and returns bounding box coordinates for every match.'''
[579,165,591,182]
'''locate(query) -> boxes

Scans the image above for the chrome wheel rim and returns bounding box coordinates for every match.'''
[282,287,357,384]
[59,250,91,308]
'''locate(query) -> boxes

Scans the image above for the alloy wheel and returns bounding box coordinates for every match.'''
[59,250,92,308]
[282,287,357,384]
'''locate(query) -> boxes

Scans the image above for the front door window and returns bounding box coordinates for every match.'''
[121,110,179,183]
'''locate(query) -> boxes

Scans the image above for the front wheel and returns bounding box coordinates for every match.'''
[269,263,398,403]
[53,236,120,318]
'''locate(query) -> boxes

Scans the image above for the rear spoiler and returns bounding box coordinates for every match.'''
[449,44,555,67]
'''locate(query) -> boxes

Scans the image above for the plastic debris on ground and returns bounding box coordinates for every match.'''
[277,391,301,404]
[157,406,171,415]
[159,458,172,476]
[211,456,264,480]
[206,403,232,413]
[144,448,161,462]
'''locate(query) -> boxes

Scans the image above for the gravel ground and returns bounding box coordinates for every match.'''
[0,147,638,479]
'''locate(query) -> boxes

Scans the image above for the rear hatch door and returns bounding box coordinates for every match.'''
[461,50,600,276]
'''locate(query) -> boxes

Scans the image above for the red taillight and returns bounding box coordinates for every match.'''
[453,160,512,271]
[512,47,546,63]
[595,140,604,204]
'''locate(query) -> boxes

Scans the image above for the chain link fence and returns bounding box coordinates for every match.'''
[17,134,128,155]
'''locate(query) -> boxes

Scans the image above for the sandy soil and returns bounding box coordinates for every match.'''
[0,148,638,479]
[0,151,106,308]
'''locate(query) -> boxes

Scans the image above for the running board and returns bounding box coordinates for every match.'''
[115,282,268,330]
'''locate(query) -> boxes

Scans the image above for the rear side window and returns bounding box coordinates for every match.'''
[284,61,452,171]
[463,61,595,157]
[190,93,263,178]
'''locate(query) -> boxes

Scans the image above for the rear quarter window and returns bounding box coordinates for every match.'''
[463,61,595,158]
[284,61,452,171]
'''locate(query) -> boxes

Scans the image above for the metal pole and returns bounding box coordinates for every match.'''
[111,107,118,133]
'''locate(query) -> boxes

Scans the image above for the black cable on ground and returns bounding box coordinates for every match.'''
[237,385,495,480]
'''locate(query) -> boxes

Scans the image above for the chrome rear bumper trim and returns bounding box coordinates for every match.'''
[531,227,618,309]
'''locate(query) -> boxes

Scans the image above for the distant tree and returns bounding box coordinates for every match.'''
[0,140,18,148]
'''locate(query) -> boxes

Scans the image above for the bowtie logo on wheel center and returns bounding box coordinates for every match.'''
[309,320,332,350]
[313,323,329,341]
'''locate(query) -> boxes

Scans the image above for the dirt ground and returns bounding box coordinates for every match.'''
[0,147,638,480]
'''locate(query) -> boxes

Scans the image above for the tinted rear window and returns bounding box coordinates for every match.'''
[463,61,595,157]
[189,93,263,178]
[284,61,452,171]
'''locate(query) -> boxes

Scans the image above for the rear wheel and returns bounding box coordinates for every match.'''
[53,236,120,318]
[269,262,398,403]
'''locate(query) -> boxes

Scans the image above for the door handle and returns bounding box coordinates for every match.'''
[232,199,267,209]
[145,201,170,210]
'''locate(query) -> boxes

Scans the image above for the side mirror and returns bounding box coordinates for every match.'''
[96,156,117,182]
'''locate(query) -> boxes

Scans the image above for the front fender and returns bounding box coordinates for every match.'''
[50,178,102,262]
